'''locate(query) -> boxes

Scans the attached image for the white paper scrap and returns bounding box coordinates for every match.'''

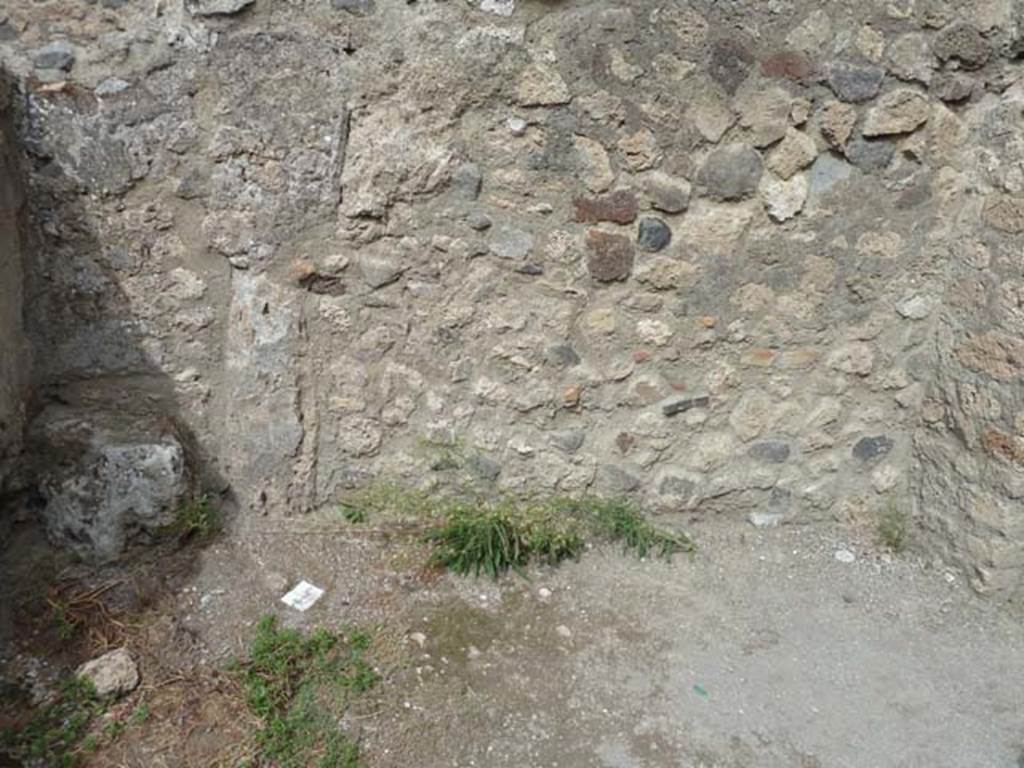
[280,580,325,612]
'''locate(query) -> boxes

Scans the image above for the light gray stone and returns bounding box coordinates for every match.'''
[42,436,188,561]
[480,0,514,16]
[808,153,854,196]
[640,171,692,213]
[759,172,808,222]
[862,90,930,137]
[77,648,139,698]
[187,0,255,15]
[359,253,404,288]
[698,143,763,201]
[490,226,534,260]
[33,41,75,71]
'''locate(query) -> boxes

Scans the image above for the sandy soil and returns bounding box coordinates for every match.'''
[4,512,1023,767]
[184,513,1024,767]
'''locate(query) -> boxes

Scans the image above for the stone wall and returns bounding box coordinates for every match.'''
[0,73,27,494]
[0,0,1021,593]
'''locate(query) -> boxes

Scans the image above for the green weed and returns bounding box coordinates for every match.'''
[0,676,106,768]
[337,481,436,525]
[425,494,687,579]
[49,599,80,640]
[131,704,150,725]
[877,503,909,553]
[167,495,222,540]
[582,497,694,559]
[235,615,377,768]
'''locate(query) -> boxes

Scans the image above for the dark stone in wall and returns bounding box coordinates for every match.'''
[853,436,894,462]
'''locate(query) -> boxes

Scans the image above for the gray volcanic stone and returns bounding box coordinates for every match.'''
[33,41,75,71]
[826,61,885,103]
[550,430,585,454]
[490,226,534,260]
[466,211,492,230]
[698,144,763,201]
[749,441,791,463]
[468,454,501,481]
[708,39,755,94]
[187,0,255,15]
[546,344,580,367]
[637,217,672,252]
[852,435,894,461]
[662,394,710,417]
[452,163,483,200]
[659,474,696,500]
[845,136,896,171]
[600,465,640,493]
[933,22,989,70]
[332,0,376,13]
[930,73,974,102]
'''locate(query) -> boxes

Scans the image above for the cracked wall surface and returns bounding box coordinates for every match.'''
[0,0,1021,594]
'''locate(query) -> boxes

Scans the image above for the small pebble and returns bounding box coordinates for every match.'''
[834,549,856,564]
[538,587,552,599]
[507,116,528,136]
[555,624,572,638]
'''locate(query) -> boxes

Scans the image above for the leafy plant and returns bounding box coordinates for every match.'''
[235,616,377,768]
[1,676,106,768]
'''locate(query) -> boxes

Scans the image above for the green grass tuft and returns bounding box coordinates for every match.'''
[425,494,687,579]
[582,497,694,559]
[1,676,106,768]
[167,495,222,540]
[877,502,909,553]
[235,615,378,768]
[337,481,436,526]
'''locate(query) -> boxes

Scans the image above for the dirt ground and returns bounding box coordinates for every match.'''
[3,510,1023,768]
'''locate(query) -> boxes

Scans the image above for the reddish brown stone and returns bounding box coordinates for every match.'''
[563,385,582,407]
[615,432,635,454]
[982,427,1024,465]
[585,229,634,282]
[573,190,639,224]
[955,331,1024,382]
[632,349,652,363]
[761,51,812,82]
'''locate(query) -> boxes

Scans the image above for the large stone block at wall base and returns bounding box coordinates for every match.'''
[32,410,190,561]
